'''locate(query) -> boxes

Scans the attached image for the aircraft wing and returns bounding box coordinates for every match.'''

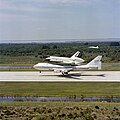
[53,68,73,73]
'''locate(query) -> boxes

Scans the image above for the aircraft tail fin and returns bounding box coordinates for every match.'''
[87,56,102,69]
[71,51,80,58]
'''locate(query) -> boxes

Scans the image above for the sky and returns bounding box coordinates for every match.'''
[0,0,120,43]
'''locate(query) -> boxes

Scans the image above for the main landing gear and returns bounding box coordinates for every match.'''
[62,72,68,75]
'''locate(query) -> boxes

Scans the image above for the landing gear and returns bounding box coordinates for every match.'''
[62,72,68,75]
[39,71,41,73]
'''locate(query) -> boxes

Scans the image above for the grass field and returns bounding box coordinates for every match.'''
[0,79,119,119]
[0,101,120,120]
[0,55,39,65]
[0,101,120,108]
[0,82,120,97]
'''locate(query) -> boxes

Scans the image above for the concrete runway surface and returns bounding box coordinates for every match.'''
[0,71,120,82]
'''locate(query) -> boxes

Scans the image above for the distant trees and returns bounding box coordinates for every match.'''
[0,42,120,63]
[110,42,119,46]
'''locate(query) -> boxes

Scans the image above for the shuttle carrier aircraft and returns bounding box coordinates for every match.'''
[34,56,102,75]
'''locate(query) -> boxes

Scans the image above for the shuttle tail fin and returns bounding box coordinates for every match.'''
[71,51,80,58]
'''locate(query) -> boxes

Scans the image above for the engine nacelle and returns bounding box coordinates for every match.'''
[54,69,68,73]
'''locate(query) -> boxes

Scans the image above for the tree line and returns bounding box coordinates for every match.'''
[0,41,120,63]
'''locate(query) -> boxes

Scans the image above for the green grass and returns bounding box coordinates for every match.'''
[0,82,120,96]
[0,55,40,65]
[102,63,120,71]
[0,68,35,71]
[0,101,119,120]
[0,101,120,108]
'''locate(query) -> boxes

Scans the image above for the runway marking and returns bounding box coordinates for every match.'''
[0,71,120,82]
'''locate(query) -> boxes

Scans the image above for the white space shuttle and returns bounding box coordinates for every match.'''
[33,56,102,75]
[46,51,84,65]
[89,46,99,49]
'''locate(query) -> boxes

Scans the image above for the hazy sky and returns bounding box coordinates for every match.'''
[0,0,120,43]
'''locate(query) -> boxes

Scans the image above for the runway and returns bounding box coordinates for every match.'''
[0,71,120,82]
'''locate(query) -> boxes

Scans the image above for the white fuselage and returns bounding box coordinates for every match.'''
[46,56,84,65]
[33,63,97,71]
[89,46,99,49]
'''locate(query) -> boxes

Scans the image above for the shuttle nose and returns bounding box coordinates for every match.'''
[81,59,85,62]
[79,58,85,63]
[46,57,50,60]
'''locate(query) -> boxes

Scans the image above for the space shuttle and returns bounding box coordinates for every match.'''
[46,51,84,65]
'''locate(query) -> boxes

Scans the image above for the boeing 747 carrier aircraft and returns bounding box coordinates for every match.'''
[33,56,102,75]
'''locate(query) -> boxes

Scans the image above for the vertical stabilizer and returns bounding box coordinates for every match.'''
[87,56,102,69]
[71,51,80,58]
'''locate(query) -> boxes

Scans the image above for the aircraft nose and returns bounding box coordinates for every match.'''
[46,57,50,60]
[79,58,85,62]
[82,59,85,62]
[33,64,37,68]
